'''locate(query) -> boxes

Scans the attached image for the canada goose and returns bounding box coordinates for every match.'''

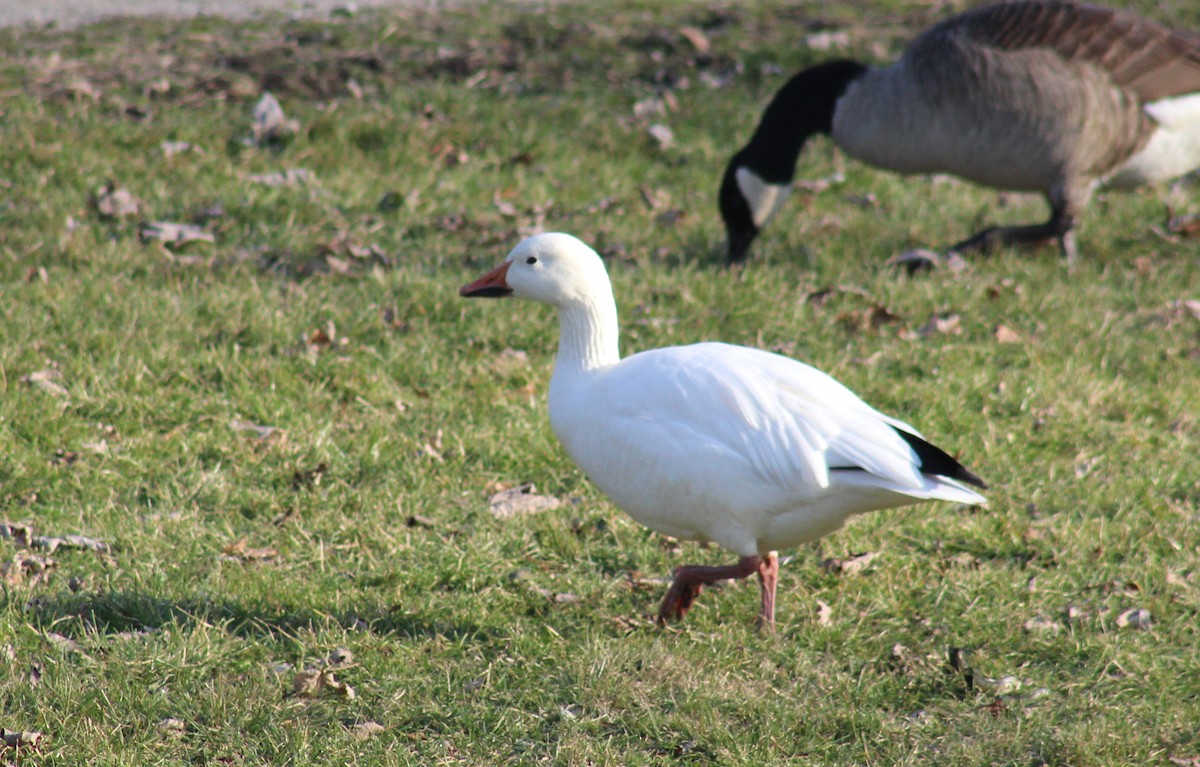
[718,1,1200,264]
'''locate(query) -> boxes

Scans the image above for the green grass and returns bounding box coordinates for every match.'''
[1,1,1198,764]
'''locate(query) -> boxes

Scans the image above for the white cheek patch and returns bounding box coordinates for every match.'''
[736,167,792,229]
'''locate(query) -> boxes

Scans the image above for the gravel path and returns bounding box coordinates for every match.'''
[0,0,438,30]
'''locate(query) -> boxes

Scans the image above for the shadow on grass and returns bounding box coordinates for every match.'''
[15,588,500,645]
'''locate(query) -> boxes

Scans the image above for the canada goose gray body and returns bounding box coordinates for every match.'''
[719,1,1200,263]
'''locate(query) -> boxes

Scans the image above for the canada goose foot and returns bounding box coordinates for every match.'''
[886,248,967,275]
[950,219,1074,261]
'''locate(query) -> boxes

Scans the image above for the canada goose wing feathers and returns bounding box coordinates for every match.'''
[945,1,1200,101]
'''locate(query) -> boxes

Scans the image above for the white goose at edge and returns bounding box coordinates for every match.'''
[461,233,987,629]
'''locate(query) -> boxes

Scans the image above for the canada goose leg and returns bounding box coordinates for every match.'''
[948,202,1076,259]
[657,554,761,625]
[755,551,779,631]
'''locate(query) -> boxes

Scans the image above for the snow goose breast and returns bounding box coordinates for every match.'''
[461,233,986,628]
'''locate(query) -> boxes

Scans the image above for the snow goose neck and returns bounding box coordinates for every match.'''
[719,0,1200,265]
[461,233,987,629]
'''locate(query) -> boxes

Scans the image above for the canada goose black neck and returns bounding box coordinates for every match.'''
[742,59,868,181]
[720,59,867,261]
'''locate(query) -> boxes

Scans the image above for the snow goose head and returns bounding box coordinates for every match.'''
[459,232,612,309]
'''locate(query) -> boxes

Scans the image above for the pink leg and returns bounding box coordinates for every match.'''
[756,552,779,630]
[657,555,761,625]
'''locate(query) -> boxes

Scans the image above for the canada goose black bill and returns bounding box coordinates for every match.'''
[719,1,1200,265]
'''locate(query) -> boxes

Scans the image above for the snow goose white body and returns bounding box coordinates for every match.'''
[461,233,986,628]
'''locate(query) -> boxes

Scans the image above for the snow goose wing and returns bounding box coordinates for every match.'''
[461,233,986,629]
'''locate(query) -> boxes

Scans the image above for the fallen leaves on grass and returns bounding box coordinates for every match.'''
[0,522,111,554]
[161,140,201,157]
[815,599,833,626]
[805,29,850,51]
[975,675,1022,695]
[18,369,69,398]
[226,420,280,444]
[1116,607,1152,630]
[489,483,562,519]
[678,26,711,54]
[138,221,215,249]
[646,123,674,150]
[248,168,316,187]
[291,462,329,491]
[251,91,299,144]
[918,312,963,337]
[819,551,877,576]
[292,668,356,699]
[1,729,45,753]
[1166,212,1200,237]
[222,538,278,563]
[837,305,901,333]
[1022,615,1062,634]
[157,718,187,739]
[346,721,385,740]
[0,555,57,587]
[92,182,142,218]
[994,324,1024,344]
[1168,298,1200,324]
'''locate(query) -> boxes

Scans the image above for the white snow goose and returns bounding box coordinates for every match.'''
[460,233,987,629]
[719,0,1200,264]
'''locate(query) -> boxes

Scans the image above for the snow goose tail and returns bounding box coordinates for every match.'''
[461,233,987,630]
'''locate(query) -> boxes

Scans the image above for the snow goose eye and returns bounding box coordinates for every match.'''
[525,256,538,265]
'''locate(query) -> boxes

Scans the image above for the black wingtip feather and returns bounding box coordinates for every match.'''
[893,426,987,489]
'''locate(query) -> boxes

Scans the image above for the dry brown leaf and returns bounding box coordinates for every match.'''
[0,555,57,587]
[994,324,1023,344]
[919,313,963,337]
[647,124,674,150]
[161,140,199,157]
[93,182,142,218]
[346,721,385,741]
[326,647,354,667]
[1116,607,1152,630]
[139,221,215,248]
[230,419,278,441]
[1,729,45,752]
[633,96,667,121]
[157,718,187,739]
[678,26,711,53]
[41,533,109,554]
[291,462,329,491]
[64,77,100,101]
[1022,615,1061,633]
[251,91,299,144]
[223,538,278,563]
[815,599,833,626]
[489,483,562,520]
[19,369,69,398]
[819,551,877,576]
[291,668,356,699]
[248,169,315,187]
[805,30,850,51]
[837,305,901,333]
[1166,212,1200,237]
